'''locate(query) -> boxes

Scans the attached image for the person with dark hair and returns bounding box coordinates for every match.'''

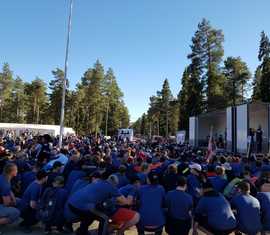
[194,181,236,235]
[0,163,20,225]
[41,176,69,234]
[165,176,193,235]
[65,173,139,235]
[113,165,129,188]
[18,170,48,233]
[257,178,270,233]
[46,161,63,187]
[162,164,178,192]
[119,175,141,206]
[20,163,41,194]
[136,172,165,235]
[231,181,262,235]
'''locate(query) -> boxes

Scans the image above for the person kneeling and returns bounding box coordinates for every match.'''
[165,176,193,235]
[65,172,139,235]
[18,170,48,233]
[194,181,236,235]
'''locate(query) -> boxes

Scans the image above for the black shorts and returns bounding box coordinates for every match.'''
[165,216,191,235]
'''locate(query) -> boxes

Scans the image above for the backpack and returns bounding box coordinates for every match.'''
[38,187,58,223]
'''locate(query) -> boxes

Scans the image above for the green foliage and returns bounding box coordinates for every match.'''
[0,61,129,135]
[189,19,225,111]
[25,78,48,124]
[135,79,179,137]
[223,57,251,106]
[255,31,270,102]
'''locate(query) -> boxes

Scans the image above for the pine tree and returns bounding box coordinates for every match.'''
[9,77,27,123]
[189,19,225,111]
[140,113,147,136]
[223,57,251,106]
[48,68,66,125]
[257,31,270,102]
[0,63,13,122]
[82,60,106,135]
[178,68,190,130]
[160,79,173,137]
[101,68,129,135]
[252,66,262,100]
[25,78,48,124]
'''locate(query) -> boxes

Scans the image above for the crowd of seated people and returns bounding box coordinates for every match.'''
[0,133,269,235]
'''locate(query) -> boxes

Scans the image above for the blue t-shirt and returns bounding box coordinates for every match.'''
[119,184,137,197]
[65,170,86,193]
[52,188,69,225]
[68,180,121,211]
[21,171,36,193]
[209,176,228,193]
[70,179,89,195]
[138,184,165,227]
[114,173,130,188]
[0,174,11,199]
[196,194,236,230]
[187,174,202,200]
[257,192,270,231]
[230,163,243,177]
[165,189,193,220]
[137,172,147,185]
[19,181,42,211]
[231,194,262,234]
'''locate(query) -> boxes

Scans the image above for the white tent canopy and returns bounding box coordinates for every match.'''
[0,123,75,137]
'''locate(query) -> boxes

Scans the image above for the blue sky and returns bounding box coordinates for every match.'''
[0,0,269,121]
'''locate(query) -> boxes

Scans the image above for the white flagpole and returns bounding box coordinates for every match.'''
[59,0,74,148]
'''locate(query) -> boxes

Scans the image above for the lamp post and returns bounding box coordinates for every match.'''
[59,0,74,148]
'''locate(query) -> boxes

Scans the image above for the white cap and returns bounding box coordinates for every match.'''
[189,163,202,172]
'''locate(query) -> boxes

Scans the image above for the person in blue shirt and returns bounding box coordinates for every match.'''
[209,166,228,193]
[165,176,193,235]
[257,178,270,233]
[64,167,86,193]
[42,176,69,234]
[137,163,149,185]
[187,163,203,203]
[119,175,141,206]
[194,181,236,235]
[0,163,20,225]
[136,171,165,235]
[69,175,90,196]
[231,181,262,235]
[20,163,40,193]
[113,165,130,188]
[18,170,48,233]
[162,164,178,192]
[65,172,138,235]
[46,161,63,187]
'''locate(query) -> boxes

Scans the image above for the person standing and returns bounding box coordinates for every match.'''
[256,126,263,153]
